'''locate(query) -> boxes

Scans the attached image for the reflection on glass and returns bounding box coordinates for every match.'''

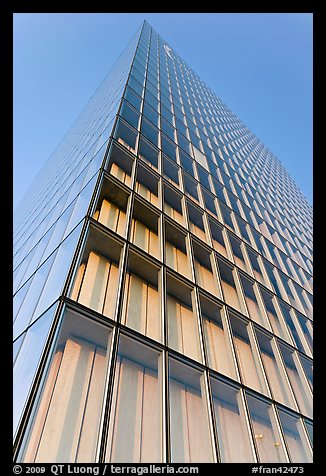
[246,394,287,463]
[211,378,255,462]
[298,355,313,391]
[304,420,313,446]
[169,359,213,462]
[21,309,112,463]
[13,306,55,436]
[278,344,313,418]
[277,409,312,463]
[106,337,162,462]
[114,118,138,154]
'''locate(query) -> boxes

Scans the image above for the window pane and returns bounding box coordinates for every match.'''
[217,258,244,313]
[165,222,192,280]
[167,275,201,362]
[208,219,228,257]
[21,309,112,463]
[260,290,289,342]
[200,297,237,379]
[304,420,313,446]
[163,185,184,227]
[114,118,138,154]
[239,274,268,328]
[121,251,161,342]
[106,336,162,462]
[246,394,287,463]
[211,378,255,462]
[255,329,296,409]
[278,343,313,418]
[70,226,122,318]
[138,137,159,170]
[169,359,213,462]
[13,306,56,436]
[277,409,312,463]
[229,313,268,395]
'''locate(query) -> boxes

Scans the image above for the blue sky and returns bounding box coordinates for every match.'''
[14,13,313,208]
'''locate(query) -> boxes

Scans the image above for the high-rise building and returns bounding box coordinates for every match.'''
[13,20,313,463]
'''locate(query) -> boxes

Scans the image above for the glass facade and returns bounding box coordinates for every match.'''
[14,20,313,463]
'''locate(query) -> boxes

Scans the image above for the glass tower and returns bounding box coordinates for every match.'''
[13,20,313,463]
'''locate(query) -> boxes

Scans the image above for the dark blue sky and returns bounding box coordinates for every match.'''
[14,13,313,208]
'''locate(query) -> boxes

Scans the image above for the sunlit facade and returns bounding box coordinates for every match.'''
[13,20,313,463]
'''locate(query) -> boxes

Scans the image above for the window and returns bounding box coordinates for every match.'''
[70,227,122,320]
[187,201,206,242]
[196,164,211,192]
[259,290,289,342]
[142,102,159,127]
[120,100,140,130]
[211,378,255,462]
[183,172,199,203]
[140,117,159,148]
[114,118,138,154]
[296,311,313,355]
[169,358,213,462]
[13,306,56,436]
[21,309,112,463]
[229,313,268,395]
[278,303,308,354]
[107,142,133,187]
[202,189,219,217]
[93,178,129,238]
[138,137,159,170]
[106,336,162,462]
[192,240,220,297]
[163,184,184,227]
[219,202,236,232]
[165,221,192,280]
[124,86,142,111]
[239,274,268,328]
[208,218,228,257]
[246,247,267,285]
[179,149,195,177]
[246,394,287,463]
[304,420,313,446]
[278,343,312,418]
[200,296,237,379]
[217,257,244,313]
[277,409,312,463]
[298,355,313,391]
[163,156,179,186]
[135,163,160,208]
[255,329,296,409]
[167,274,201,362]
[228,234,247,272]
[130,199,160,260]
[161,135,177,162]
